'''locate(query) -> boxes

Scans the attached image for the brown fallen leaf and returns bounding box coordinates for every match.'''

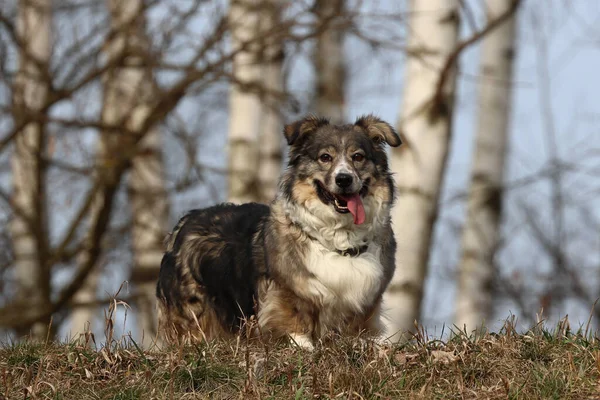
[431,350,458,364]
[394,352,418,365]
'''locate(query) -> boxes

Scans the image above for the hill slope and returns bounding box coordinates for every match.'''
[2,321,599,399]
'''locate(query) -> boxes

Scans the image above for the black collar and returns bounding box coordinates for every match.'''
[336,245,369,257]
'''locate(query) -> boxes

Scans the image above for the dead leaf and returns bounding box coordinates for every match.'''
[100,348,114,365]
[394,352,418,365]
[431,350,458,364]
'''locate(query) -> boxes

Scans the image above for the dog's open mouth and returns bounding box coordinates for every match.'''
[315,181,367,225]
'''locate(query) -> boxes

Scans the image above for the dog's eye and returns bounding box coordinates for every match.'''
[352,153,365,162]
[319,153,332,163]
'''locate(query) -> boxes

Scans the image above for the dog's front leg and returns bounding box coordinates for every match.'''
[257,283,316,350]
[353,298,389,341]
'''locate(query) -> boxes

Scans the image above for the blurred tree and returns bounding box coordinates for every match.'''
[70,255,99,337]
[108,0,169,346]
[256,0,285,203]
[455,0,519,334]
[384,0,461,342]
[227,0,263,203]
[383,0,521,342]
[10,0,52,341]
[493,1,600,329]
[228,0,289,204]
[313,0,346,123]
[70,0,166,339]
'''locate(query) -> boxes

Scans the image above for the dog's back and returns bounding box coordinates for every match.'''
[156,203,269,342]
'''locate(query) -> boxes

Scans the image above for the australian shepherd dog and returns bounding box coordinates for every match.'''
[156,115,401,349]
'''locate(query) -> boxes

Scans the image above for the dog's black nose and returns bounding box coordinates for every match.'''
[335,173,353,188]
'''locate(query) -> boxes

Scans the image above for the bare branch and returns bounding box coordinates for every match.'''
[431,0,521,117]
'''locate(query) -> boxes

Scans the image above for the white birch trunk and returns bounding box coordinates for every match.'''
[70,265,100,337]
[129,126,169,345]
[10,0,52,341]
[228,0,263,203]
[383,0,460,342]
[257,0,284,203]
[70,0,168,345]
[110,0,167,346]
[313,0,346,123]
[455,0,517,334]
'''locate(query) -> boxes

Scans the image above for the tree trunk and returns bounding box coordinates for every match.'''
[70,266,100,337]
[383,0,460,342]
[129,126,169,346]
[228,0,263,203]
[10,0,52,341]
[110,0,168,346]
[70,0,168,345]
[313,0,346,123]
[455,0,517,334]
[257,0,284,203]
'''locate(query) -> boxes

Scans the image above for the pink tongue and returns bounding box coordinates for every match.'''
[340,194,365,225]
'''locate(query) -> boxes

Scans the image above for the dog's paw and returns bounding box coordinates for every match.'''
[289,333,314,351]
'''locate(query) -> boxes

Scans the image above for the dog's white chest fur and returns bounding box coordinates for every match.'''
[305,241,384,324]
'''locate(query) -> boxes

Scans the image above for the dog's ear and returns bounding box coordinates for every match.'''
[283,115,330,146]
[354,114,402,147]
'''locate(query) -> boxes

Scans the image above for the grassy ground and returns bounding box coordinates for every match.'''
[2,318,600,399]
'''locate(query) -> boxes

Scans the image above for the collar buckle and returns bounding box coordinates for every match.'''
[336,245,369,257]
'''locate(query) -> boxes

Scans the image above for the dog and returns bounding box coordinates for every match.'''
[156,115,401,349]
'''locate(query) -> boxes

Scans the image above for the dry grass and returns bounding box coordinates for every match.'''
[2,317,600,399]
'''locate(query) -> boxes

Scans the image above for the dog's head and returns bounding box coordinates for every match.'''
[280,115,401,226]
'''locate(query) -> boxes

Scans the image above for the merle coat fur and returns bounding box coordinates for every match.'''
[156,115,401,348]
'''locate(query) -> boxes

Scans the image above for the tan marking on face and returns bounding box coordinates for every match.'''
[292,179,318,205]
[369,177,393,203]
[317,146,337,160]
